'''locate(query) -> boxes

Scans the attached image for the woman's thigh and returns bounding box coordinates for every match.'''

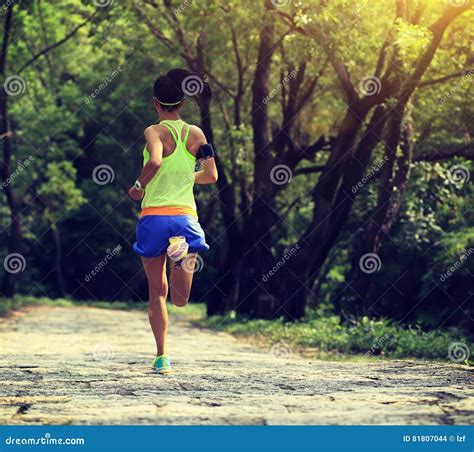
[169,254,197,306]
[141,255,168,297]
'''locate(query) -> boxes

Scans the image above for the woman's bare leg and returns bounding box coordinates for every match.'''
[169,253,197,307]
[141,255,168,356]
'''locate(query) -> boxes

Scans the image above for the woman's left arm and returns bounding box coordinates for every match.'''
[195,157,218,184]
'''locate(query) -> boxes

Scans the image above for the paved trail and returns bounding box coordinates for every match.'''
[0,306,472,425]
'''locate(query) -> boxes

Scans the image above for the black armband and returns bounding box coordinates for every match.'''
[198,143,215,159]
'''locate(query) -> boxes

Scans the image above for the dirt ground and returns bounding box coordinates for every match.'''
[0,306,472,425]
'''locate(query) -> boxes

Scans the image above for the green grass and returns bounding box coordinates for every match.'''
[197,311,472,364]
[0,296,74,316]
[1,296,470,363]
[0,295,205,319]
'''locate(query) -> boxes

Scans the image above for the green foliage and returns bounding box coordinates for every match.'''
[200,311,471,363]
[37,161,86,219]
[1,0,472,337]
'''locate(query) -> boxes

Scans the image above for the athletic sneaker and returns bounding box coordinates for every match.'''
[152,355,172,374]
[167,236,189,262]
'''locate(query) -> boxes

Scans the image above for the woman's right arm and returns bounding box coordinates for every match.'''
[128,126,163,201]
[139,126,163,187]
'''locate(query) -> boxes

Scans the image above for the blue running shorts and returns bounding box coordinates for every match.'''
[133,215,209,258]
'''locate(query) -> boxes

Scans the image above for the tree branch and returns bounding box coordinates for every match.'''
[413,144,474,162]
[17,13,96,75]
[419,69,474,88]
[293,165,325,176]
[0,3,14,76]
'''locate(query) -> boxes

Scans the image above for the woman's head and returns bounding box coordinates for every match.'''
[153,68,211,112]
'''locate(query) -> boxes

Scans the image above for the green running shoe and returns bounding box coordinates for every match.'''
[152,354,172,374]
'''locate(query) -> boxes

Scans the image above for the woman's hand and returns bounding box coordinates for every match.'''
[128,186,144,201]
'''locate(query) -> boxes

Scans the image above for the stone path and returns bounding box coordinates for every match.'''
[0,306,472,425]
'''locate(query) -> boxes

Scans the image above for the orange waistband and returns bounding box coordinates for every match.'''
[140,206,198,219]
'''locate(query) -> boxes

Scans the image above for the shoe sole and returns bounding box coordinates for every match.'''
[154,367,173,374]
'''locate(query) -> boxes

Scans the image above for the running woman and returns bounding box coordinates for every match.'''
[128,69,218,374]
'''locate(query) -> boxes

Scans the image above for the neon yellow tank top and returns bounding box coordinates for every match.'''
[141,119,197,213]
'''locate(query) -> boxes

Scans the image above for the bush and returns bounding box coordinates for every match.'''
[199,311,471,363]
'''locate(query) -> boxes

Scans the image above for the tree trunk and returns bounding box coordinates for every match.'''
[48,213,66,298]
[0,4,21,298]
[196,95,243,315]
[236,0,278,319]
[0,99,22,297]
[346,102,413,316]
[274,105,371,319]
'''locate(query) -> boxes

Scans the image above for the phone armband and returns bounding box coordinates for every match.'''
[198,143,215,159]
